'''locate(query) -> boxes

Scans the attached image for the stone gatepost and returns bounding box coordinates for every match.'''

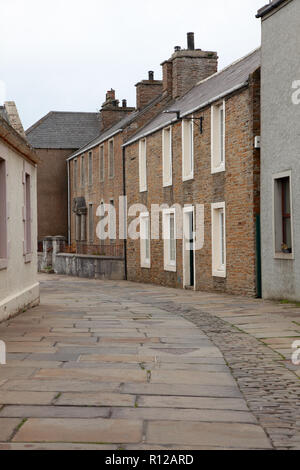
[41,236,66,272]
[41,236,54,272]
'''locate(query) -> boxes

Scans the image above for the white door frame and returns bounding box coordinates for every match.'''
[182,205,196,290]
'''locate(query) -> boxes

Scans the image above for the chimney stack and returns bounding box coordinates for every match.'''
[161,32,218,100]
[187,32,195,50]
[100,90,135,131]
[135,72,163,111]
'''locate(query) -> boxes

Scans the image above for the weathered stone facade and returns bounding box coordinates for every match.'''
[125,67,261,297]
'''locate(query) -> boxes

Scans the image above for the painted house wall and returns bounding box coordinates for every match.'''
[125,74,260,296]
[0,140,39,322]
[260,0,300,300]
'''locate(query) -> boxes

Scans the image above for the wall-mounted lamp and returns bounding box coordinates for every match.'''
[162,110,204,134]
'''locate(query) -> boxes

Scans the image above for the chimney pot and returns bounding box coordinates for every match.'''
[187,32,195,50]
[148,71,154,81]
[174,46,181,52]
[122,99,127,108]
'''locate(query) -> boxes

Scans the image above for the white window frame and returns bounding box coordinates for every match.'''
[182,119,194,181]
[162,126,172,187]
[108,139,114,179]
[211,202,226,277]
[272,170,294,260]
[163,208,176,272]
[99,145,105,182]
[88,203,93,243]
[139,138,147,192]
[0,157,8,270]
[140,212,150,268]
[211,101,226,174]
[74,158,78,190]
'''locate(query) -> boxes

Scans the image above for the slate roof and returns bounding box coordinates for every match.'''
[124,48,261,146]
[26,111,101,149]
[67,110,139,160]
[67,91,169,161]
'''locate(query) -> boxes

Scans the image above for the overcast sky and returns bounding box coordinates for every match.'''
[1,0,265,130]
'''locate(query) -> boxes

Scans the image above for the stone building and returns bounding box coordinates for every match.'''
[67,33,214,267]
[26,111,102,245]
[0,102,39,321]
[124,49,261,297]
[257,0,300,300]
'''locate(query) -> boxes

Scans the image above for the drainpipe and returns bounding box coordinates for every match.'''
[67,159,71,245]
[122,146,128,280]
[256,214,262,298]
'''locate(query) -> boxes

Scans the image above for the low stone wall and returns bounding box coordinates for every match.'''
[54,253,125,280]
[38,236,125,280]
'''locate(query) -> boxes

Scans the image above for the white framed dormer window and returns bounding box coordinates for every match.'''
[273,170,294,260]
[139,138,147,192]
[182,119,194,181]
[23,166,33,263]
[108,139,114,178]
[0,157,8,270]
[99,145,104,182]
[163,208,176,272]
[211,101,225,173]
[88,151,93,185]
[140,212,150,268]
[211,202,226,277]
[162,126,172,187]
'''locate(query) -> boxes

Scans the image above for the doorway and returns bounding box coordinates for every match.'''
[183,206,195,289]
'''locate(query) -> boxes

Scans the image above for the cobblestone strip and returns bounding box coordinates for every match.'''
[134,296,300,450]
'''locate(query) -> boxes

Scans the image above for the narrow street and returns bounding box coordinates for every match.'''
[0,274,299,450]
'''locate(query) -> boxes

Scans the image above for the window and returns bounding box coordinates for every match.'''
[24,172,32,258]
[88,204,93,243]
[88,152,93,185]
[162,127,172,187]
[211,101,225,173]
[163,208,176,272]
[74,159,78,190]
[99,145,104,182]
[211,202,226,277]
[140,212,150,268]
[0,158,7,269]
[139,138,147,192]
[182,119,194,181]
[108,140,114,178]
[81,155,85,186]
[273,171,293,258]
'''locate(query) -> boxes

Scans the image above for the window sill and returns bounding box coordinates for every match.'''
[163,182,173,188]
[141,262,151,269]
[164,264,176,272]
[139,188,148,193]
[182,175,194,182]
[0,259,8,271]
[274,252,294,260]
[24,253,33,264]
[211,165,225,175]
[212,269,226,278]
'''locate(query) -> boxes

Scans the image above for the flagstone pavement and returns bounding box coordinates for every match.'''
[0,274,299,450]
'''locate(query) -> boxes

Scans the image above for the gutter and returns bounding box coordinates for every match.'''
[123,81,249,147]
[256,0,289,18]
